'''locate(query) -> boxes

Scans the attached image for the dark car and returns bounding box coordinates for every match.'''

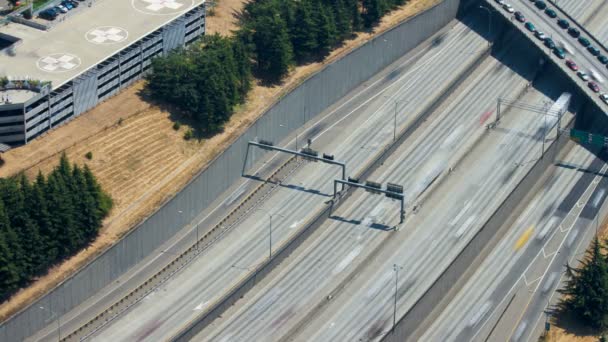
[544,38,556,49]
[525,22,536,32]
[599,55,608,64]
[553,47,566,59]
[544,8,557,18]
[589,81,600,93]
[535,0,547,9]
[579,37,591,47]
[566,59,578,71]
[568,27,581,38]
[514,11,526,22]
[39,8,58,20]
[557,18,570,29]
[588,46,601,56]
[534,30,547,40]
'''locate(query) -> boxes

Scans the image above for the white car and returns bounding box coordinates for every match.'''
[495,0,505,5]
[601,93,608,104]
[503,4,515,12]
[55,5,68,13]
[577,71,590,81]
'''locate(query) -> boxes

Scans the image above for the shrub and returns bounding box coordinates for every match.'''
[85,151,93,160]
[173,121,181,131]
[183,129,194,140]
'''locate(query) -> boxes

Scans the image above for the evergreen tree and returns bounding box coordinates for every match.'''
[561,237,608,329]
[316,3,339,56]
[330,0,352,40]
[250,13,294,82]
[31,172,57,268]
[291,0,318,61]
[0,200,19,301]
[362,0,384,27]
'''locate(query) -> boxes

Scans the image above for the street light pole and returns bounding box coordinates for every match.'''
[392,264,403,333]
[257,208,283,259]
[39,306,61,342]
[393,100,397,141]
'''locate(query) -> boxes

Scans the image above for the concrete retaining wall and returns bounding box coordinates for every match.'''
[0,0,460,340]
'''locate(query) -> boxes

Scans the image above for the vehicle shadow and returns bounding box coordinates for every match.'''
[328,214,394,231]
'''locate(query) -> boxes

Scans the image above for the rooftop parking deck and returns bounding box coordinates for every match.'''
[0,0,205,95]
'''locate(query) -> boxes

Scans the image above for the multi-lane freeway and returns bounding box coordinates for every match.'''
[46,11,497,342]
[417,1,608,341]
[29,0,608,340]
[195,25,577,342]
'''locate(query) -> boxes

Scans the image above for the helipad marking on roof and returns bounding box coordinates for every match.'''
[36,53,82,73]
[86,26,129,45]
[132,0,193,15]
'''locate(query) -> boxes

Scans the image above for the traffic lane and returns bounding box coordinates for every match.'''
[420,146,593,341]
[300,77,571,342]
[30,21,479,342]
[270,39,548,338]
[470,158,608,342]
[518,171,608,342]
[199,39,535,342]
[90,19,489,341]
[444,150,601,342]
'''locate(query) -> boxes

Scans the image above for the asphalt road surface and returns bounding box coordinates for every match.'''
[79,12,494,342]
[195,28,570,342]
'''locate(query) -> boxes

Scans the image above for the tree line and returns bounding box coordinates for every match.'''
[560,236,608,331]
[147,0,408,133]
[0,155,112,302]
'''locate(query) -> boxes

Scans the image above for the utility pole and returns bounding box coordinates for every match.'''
[393,264,403,333]
[257,208,284,259]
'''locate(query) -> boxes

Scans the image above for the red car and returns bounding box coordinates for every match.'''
[566,59,578,71]
[589,81,600,93]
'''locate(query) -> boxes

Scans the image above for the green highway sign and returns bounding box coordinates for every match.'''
[570,129,608,148]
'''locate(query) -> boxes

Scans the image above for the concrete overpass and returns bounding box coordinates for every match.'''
[484,0,608,112]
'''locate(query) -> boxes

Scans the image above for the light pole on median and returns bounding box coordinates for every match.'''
[257,208,284,259]
[392,263,403,333]
[384,97,405,142]
[39,306,61,342]
[479,6,492,47]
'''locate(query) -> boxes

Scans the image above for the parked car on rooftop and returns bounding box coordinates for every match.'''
[557,18,570,29]
[544,8,557,18]
[514,11,525,22]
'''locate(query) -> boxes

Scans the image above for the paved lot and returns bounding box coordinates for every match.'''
[0,0,204,88]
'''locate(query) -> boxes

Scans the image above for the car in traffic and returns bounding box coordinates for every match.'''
[557,18,570,29]
[495,0,506,5]
[588,81,600,93]
[568,27,581,38]
[55,5,68,13]
[566,59,578,71]
[535,0,547,9]
[525,22,536,32]
[544,8,557,18]
[553,47,566,59]
[61,1,73,10]
[514,11,525,22]
[534,30,547,40]
[578,71,590,81]
[588,46,601,56]
[503,3,515,13]
[544,38,556,49]
[599,55,608,64]
[578,37,591,47]
[601,93,608,104]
